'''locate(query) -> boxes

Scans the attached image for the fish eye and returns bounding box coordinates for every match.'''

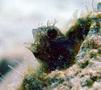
[47,27,58,39]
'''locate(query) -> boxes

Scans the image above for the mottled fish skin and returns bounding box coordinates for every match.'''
[31,16,93,72]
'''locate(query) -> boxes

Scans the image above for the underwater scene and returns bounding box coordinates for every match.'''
[0,0,101,90]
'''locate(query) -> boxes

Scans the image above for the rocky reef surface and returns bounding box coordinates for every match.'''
[18,14,101,90]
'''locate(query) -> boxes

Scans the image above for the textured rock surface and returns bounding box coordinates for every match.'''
[44,15,101,90]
